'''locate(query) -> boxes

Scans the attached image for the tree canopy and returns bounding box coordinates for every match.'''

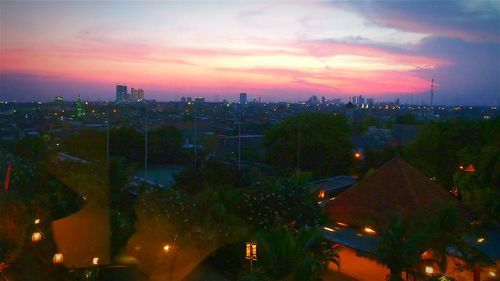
[263,113,353,178]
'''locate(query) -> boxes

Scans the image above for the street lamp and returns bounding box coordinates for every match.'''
[53,253,64,265]
[31,231,43,243]
[245,241,257,270]
[163,244,173,254]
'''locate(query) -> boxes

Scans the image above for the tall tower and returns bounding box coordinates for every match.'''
[76,94,85,118]
[430,78,434,106]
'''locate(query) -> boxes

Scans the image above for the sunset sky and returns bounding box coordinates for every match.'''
[1,0,499,105]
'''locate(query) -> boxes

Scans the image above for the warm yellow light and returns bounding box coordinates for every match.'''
[336,222,348,227]
[489,271,496,277]
[477,237,485,243]
[53,253,64,264]
[245,241,257,260]
[425,266,434,274]
[323,227,335,232]
[354,152,362,159]
[363,227,377,235]
[34,218,40,224]
[163,244,172,254]
[318,190,325,199]
[92,257,99,265]
[31,231,43,243]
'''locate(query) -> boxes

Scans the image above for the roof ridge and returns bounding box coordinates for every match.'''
[398,158,422,209]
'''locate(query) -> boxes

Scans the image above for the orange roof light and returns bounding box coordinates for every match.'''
[354,152,362,159]
[363,227,377,235]
[463,164,475,173]
[318,190,325,199]
[336,222,348,227]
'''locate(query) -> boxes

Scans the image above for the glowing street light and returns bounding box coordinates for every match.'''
[354,152,362,159]
[163,243,173,254]
[53,253,64,265]
[425,266,434,275]
[31,231,43,243]
[92,257,99,265]
[34,218,40,225]
[245,241,257,270]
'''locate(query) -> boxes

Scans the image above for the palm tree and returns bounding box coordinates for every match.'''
[256,228,337,281]
[374,214,425,281]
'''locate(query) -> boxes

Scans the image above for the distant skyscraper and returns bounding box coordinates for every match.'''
[240,93,247,104]
[138,89,144,100]
[367,98,374,105]
[181,96,187,103]
[76,94,85,118]
[194,97,205,104]
[131,88,139,101]
[321,96,326,104]
[395,98,400,106]
[116,84,127,102]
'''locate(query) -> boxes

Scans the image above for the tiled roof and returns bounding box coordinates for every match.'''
[324,157,462,228]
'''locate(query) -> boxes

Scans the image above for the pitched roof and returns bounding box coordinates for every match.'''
[324,157,462,228]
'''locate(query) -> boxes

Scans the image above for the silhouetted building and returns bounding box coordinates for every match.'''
[131,88,138,101]
[240,93,247,104]
[116,84,127,102]
[138,89,144,100]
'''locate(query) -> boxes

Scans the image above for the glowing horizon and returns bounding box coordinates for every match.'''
[1,1,499,105]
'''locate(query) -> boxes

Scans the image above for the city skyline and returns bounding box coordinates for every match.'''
[1,1,499,105]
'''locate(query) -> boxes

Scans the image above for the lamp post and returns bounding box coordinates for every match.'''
[245,241,257,270]
[31,231,43,243]
[163,242,176,281]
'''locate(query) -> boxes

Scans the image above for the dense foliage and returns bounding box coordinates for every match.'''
[263,113,353,178]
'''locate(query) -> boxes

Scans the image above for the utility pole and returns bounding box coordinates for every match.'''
[193,105,197,168]
[106,106,110,163]
[144,106,148,181]
[296,127,301,171]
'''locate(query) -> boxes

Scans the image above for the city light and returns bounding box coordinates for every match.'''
[163,243,173,254]
[52,253,64,264]
[318,190,325,199]
[92,257,99,265]
[425,266,434,275]
[34,218,40,224]
[245,241,257,261]
[323,227,335,232]
[477,237,485,244]
[363,227,376,235]
[336,222,348,227]
[31,231,43,243]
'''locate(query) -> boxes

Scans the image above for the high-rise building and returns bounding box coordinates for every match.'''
[116,84,127,102]
[76,94,85,118]
[138,89,144,100]
[131,88,138,101]
[367,98,374,105]
[240,93,247,104]
[194,97,205,104]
